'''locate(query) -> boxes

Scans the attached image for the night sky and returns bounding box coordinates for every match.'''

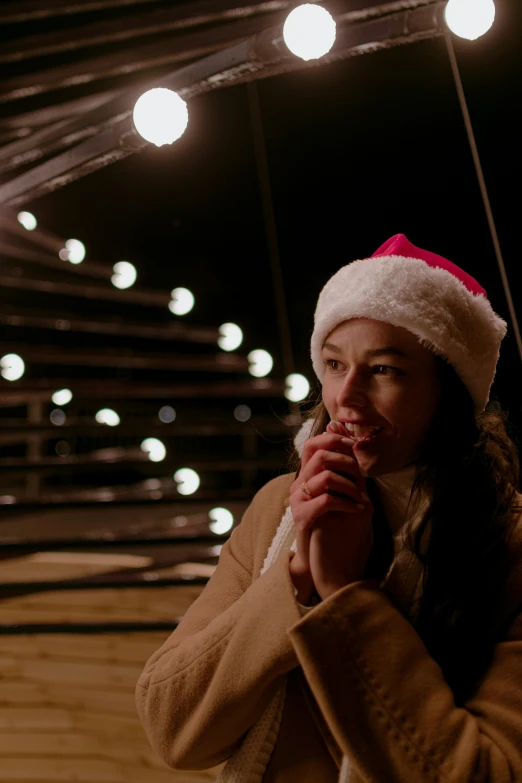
[14,0,522,439]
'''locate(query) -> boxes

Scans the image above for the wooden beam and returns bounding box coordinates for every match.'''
[0,0,289,63]
[0,0,162,25]
[0,343,249,372]
[0,378,285,406]
[0,10,285,104]
[0,309,219,344]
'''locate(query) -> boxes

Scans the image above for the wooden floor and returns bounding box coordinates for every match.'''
[0,555,225,782]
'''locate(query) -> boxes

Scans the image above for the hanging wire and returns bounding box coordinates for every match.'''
[246,81,296,380]
[444,29,522,364]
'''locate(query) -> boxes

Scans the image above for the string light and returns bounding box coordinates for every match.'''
[52,388,73,405]
[247,349,273,377]
[218,323,243,351]
[233,404,251,422]
[158,405,176,423]
[95,408,120,426]
[50,409,66,426]
[283,4,336,61]
[285,373,310,402]
[209,507,234,534]
[133,88,189,147]
[112,261,137,289]
[17,211,37,230]
[169,287,194,315]
[59,238,85,264]
[140,438,167,462]
[1,353,25,381]
[174,467,200,495]
[445,0,495,40]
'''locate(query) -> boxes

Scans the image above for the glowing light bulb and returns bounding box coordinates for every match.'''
[285,373,310,402]
[169,287,194,315]
[52,388,73,406]
[133,88,189,147]
[1,353,25,381]
[158,405,176,423]
[50,409,66,426]
[95,408,120,426]
[17,211,37,230]
[247,349,273,378]
[234,404,251,422]
[209,507,234,535]
[283,4,336,61]
[112,261,137,289]
[445,0,495,40]
[174,467,200,495]
[59,238,85,264]
[140,437,167,462]
[218,323,243,352]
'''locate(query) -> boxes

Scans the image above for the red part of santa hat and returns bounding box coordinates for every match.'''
[370,233,487,297]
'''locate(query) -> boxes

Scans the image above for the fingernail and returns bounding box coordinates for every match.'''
[356,503,365,510]
[361,493,369,503]
[329,420,341,433]
[341,437,355,445]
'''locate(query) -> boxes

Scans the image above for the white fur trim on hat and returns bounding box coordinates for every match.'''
[311,255,507,412]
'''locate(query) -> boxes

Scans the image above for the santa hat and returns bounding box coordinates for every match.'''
[310,233,507,412]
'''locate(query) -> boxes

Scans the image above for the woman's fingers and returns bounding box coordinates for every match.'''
[302,469,367,506]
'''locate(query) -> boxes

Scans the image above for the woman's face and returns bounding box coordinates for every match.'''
[321,318,442,477]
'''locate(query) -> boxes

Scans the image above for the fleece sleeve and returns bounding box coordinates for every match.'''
[135,475,305,771]
[287,579,522,783]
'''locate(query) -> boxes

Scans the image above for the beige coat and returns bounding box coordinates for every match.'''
[136,473,522,782]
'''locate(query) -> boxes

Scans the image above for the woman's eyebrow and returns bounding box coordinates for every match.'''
[322,343,411,359]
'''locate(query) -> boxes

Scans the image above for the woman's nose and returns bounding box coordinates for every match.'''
[336,371,367,407]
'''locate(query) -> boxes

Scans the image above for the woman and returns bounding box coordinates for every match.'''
[136,234,522,783]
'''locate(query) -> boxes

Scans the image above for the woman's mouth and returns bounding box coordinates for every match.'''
[342,423,385,444]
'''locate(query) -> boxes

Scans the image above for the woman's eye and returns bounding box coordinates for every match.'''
[373,365,401,376]
[325,359,340,371]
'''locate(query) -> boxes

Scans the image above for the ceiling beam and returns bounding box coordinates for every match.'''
[0,1,444,206]
[0,0,163,25]
[0,0,289,64]
[0,378,286,406]
[0,10,286,104]
[0,343,250,372]
[0,309,219,344]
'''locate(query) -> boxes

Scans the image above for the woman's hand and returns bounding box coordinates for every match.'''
[289,421,374,602]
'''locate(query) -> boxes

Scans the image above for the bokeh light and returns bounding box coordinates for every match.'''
[17,211,37,230]
[59,238,86,264]
[233,404,251,422]
[133,88,189,147]
[247,349,273,377]
[218,323,243,351]
[140,437,167,462]
[52,388,73,406]
[169,287,194,316]
[283,4,336,61]
[1,353,25,381]
[209,507,234,535]
[285,373,310,402]
[50,409,66,426]
[174,467,200,495]
[445,0,495,40]
[95,408,120,426]
[111,261,137,289]
[158,405,176,423]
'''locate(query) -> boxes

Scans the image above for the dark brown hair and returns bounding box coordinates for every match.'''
[290,357,521,706]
